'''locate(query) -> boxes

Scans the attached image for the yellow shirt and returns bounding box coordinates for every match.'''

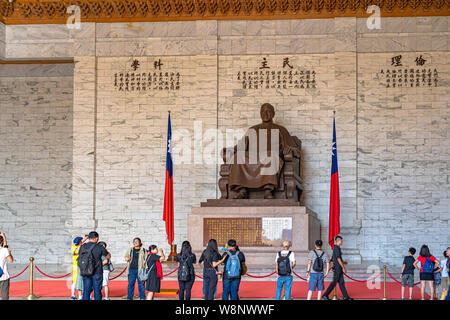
[71,245,81,283]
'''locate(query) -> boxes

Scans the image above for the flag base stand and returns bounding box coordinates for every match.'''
[165,244,178,263]
[188,205,320,266]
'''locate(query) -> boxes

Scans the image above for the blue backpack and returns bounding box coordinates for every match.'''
[422,257,434,273]
[434,271,441,285]
[225,251,241,278]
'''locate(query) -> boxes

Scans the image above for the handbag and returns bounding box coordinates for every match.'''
[109,262,115,272]
[241,262,247,275]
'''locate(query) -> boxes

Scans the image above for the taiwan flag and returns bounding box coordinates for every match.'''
[328,115,340,249]
[163,112,174,245]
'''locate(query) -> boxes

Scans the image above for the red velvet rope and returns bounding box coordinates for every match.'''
[109,266,179,280]
[14,262,422,289]
[34,265,72,279]
[387,271,421,286]
[245,271,276,278]
[292,267,333,281]
[292,271,308,280]
[9,265,29,279]
[109,266,128,280]
[162,266,179,278]
[344,271,383,283]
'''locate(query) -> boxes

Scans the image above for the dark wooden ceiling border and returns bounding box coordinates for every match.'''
[0,58,74,64]
[0,0,448,25]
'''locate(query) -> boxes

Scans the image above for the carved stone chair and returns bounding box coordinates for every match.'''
[218,136,303,202]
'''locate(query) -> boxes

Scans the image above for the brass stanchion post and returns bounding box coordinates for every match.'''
[331,286,340,300]
[23,257,39,300]
[380,265,388,300]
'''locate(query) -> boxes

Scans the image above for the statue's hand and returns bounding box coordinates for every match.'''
[222,147,234,162]
[221,147,227,160]
[283,145,300,158]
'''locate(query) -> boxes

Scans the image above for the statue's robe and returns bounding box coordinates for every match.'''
[228,121,300,190]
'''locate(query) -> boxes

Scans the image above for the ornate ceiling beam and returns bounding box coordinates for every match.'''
[0,0,448,25]
[0,58,74,64]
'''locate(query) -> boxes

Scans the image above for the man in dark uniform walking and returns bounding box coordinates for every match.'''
[322,235,353,300]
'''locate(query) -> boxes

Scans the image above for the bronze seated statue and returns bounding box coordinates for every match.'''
[219,103,303,202]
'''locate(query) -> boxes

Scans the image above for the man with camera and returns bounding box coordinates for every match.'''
[0,231,14,300]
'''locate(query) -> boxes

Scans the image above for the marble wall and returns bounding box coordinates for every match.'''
[0,22,5,58]
[93,55,218,257]
[357,51,450,261]
[0,16,448,266]
[0,63,73,264]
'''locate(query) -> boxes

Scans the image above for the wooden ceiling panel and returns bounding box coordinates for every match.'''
[0,0,448,24]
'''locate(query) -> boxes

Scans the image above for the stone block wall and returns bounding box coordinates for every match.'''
[0,64,73,264]
[0,22,5,58]
[0,16,448,266]
[357,51,450,263]
[93,55,218,258]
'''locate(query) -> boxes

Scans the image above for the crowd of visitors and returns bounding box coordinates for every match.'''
[69,234,449,301]
[0,230,448,301]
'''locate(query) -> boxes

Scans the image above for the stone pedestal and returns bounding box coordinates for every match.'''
[188,202,320,266]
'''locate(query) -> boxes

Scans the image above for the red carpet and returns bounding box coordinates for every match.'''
[7,280,429,300]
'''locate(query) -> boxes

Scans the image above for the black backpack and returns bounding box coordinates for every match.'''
[277,251,292,276]
[178,255,192,281]
[312,250,325,272]
[78,243,97,277]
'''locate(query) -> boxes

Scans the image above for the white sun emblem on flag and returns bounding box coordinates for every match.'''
[167,139,172,153]
[331,142,336,156]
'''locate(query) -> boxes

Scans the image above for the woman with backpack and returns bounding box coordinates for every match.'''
[221,239,246,300]
[145,245,165,300]
[414,244,440,300]
[199,239,226,300]
[176,241,197,300]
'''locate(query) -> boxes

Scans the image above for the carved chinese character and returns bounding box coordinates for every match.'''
[282,57,293,69]
[259,57,270,69]
[154,59,163,70]
[391,55,402,67]
[415,55,426,66]
[131,59,140,71]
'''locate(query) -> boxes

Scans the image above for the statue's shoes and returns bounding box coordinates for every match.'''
[232,189,248,199]
[264,190,274,199]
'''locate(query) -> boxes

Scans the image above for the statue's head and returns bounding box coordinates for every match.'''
[260,103,275,122]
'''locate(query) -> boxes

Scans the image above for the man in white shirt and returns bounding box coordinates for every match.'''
[275,240,296,300]
[0,232,14,300]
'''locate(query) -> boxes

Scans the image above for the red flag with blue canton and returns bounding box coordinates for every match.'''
[163,113,174,245]
[328,115,340,250]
